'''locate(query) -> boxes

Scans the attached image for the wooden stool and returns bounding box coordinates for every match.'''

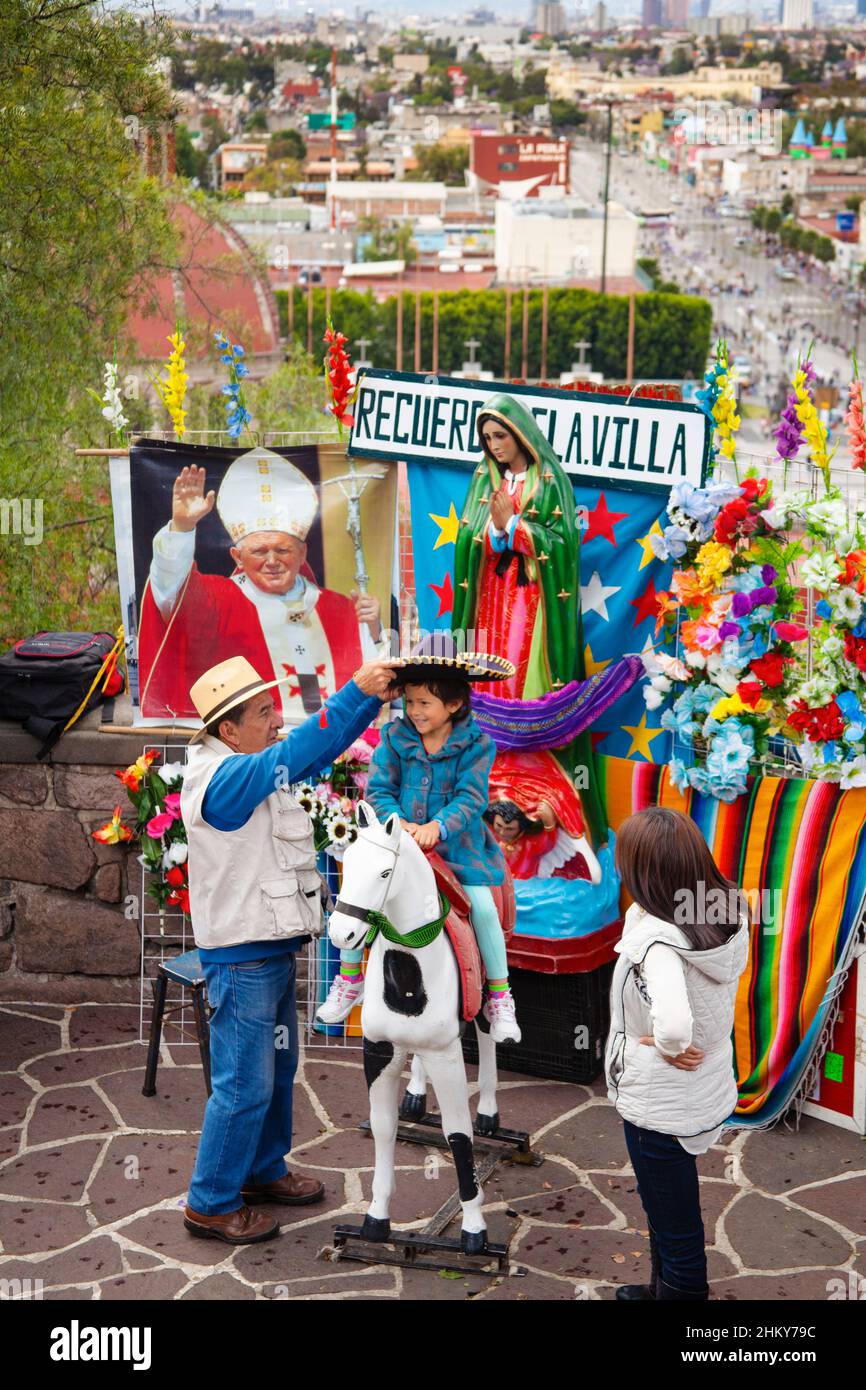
[142,949,212,1097]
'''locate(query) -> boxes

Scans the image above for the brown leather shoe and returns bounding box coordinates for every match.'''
[241,1171,325,1206]
[183,1203,280,1244]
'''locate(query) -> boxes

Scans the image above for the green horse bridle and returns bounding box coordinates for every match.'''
[332,833,451,951]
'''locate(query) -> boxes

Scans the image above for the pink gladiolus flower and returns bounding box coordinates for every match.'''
[164,792,182,819]
[146,811,175,838]
[846,378,866,472]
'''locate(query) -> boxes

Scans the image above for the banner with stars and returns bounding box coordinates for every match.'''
[406,460,674,763]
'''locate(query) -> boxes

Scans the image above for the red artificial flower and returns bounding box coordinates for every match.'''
[844,631,866,673]
[749,651,789,688]
[167,886,191,914]
[840,550,866,594]
[737,680,765,708]
[165,865,186,887]
[785,701,814,734]
[814,701,845,741]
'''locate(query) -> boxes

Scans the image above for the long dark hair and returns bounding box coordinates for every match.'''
[477,412,531,475]
[614,806,748,950]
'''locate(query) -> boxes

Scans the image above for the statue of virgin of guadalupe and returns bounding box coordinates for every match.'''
[451,392,608,846]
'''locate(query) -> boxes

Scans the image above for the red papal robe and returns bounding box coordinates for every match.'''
[138,542,368,723]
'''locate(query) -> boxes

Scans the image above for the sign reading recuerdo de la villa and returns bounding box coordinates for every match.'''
[348,370,710,492]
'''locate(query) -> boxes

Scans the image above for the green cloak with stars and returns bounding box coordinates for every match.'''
[451,393,607,845]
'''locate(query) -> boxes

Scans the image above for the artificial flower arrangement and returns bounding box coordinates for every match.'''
[93,751,189,913]
[295,731,380,860]
[645,350,866,797]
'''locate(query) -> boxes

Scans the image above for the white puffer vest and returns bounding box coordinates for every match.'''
[180,735,326,951]
[605,903,749,1139]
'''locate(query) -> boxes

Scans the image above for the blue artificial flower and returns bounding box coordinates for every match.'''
[651,525,689,562]
[688,764,711,795]
[233,344,245,358]
[234,362,249,380]
[669,757,690,792]
[853,620,866,639]
[843,723,865,744]
[823,741,838,763]
[816,599,832,621]
[836,690,862,722]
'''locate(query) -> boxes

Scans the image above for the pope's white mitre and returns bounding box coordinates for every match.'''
[216,445,319,544]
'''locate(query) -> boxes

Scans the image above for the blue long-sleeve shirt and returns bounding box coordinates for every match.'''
[198,680,380,962]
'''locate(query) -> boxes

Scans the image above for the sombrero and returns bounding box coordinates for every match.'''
[396,632,514,685]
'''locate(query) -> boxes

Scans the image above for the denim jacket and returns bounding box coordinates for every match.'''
[367,713,505,887]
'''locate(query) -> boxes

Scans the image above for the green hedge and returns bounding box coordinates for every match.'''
[276,286,712,381]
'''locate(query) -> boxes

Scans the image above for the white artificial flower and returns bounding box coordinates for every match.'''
[830,586,862,627]
[835,530,861,557]
[712,667,741,695]
[806,497,849,533]
[326,813,351,845]
[159,761,186,785]
[841,755,866,789]
[161,842,188,868]
[651,674,672,694]
[797,674,835,706]
[822,635,844,660]
[101,362,129,434]
[644,685,664,710]
[759,506,786,531]
[800,551,840,591]
[685,649,707,670]
[641,648,662,676]
[795,741,820,773]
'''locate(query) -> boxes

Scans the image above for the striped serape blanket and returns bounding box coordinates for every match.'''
[597,755,866,1126]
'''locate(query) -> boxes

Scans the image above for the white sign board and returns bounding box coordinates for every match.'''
[348,370,710,492]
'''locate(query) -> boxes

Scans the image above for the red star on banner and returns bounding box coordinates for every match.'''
[430,571,454,618]
[590,729,610,751]
[583,492,628,546]
[630,577,663,628]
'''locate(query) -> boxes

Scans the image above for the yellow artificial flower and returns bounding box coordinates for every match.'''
[150,329,189,440]
[695,539,733,587]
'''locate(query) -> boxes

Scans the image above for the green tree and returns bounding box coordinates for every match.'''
[175,122,208,184]
[269,128,307,162]
[357,215,418,265]
[413,142,469,184]
[549,100,587,131]
[780,192,795,216]
[0,0,177,640]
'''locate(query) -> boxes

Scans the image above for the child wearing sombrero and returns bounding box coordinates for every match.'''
[316,634,520,1043]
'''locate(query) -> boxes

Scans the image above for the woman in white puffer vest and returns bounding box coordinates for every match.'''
[604,806,750,1302]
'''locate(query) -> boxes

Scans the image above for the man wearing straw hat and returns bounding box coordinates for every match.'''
[180,651,402,1245]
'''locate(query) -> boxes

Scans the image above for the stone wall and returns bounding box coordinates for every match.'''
[0,702,189,994]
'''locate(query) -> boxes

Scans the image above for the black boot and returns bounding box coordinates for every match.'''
[656,1277,709,1301]
[616,1226,660,1301]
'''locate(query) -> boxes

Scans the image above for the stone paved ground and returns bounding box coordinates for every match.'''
[1,994,864,1302]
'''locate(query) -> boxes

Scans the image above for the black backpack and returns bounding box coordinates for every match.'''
[0,630,125,759]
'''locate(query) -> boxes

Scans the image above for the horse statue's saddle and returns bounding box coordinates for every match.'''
[425,852,516,1023]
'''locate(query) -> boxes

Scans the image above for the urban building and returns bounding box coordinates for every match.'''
[470,133,569,198]
[494,193,638,284]
[782,0,814,28]
[642,0,664,26]
[210,142,268,192]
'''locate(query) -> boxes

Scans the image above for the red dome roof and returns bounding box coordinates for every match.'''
[127,198,281,361]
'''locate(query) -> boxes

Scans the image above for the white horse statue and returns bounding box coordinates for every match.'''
[328,800,500,1254]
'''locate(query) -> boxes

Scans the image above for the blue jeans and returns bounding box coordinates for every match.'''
[622,1119,708,1294]
[187,953,299,1216]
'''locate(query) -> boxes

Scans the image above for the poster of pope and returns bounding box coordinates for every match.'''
[110,440,397,728]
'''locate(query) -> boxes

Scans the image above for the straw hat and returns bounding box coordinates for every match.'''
[188,656,289,744]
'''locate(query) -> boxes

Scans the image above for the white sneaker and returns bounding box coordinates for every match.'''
[316,974,364,1024]
[484,989,521,1044]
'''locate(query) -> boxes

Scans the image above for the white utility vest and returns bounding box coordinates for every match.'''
[180,735,325,950]
[605,903,750,1140]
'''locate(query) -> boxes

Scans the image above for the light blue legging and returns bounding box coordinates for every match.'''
[337,883,508,981]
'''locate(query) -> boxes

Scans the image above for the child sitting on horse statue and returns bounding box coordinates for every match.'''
[316,635,521,1044]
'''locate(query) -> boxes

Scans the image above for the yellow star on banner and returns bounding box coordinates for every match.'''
[635,519,664,570]
[429,502,459,550]
[622,713,666,760]
[584,643,611,676]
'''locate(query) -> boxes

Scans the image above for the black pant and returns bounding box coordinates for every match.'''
[623,1119,708,1295]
